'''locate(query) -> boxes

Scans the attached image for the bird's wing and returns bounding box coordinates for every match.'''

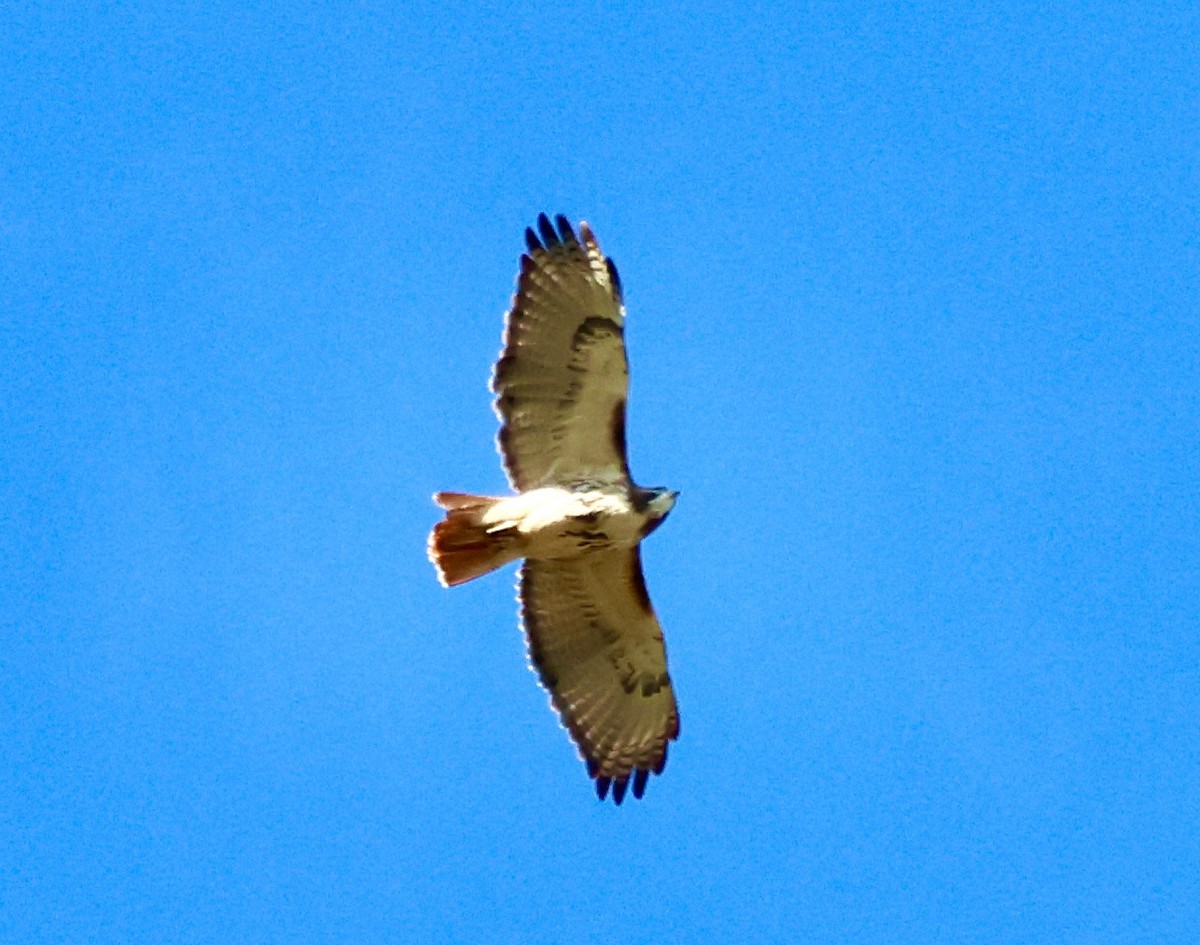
[519,547,679,804]
[493,214,631,491]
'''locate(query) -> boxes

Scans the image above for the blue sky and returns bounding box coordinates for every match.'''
[3,2,1198,942]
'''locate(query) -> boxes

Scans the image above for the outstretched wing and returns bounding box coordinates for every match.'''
[493,214,631,491]
[519,548,680,804]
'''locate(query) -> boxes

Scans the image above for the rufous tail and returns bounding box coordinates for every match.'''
[428,492,520,587]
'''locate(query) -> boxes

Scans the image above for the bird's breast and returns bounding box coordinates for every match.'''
[499,486,647,560]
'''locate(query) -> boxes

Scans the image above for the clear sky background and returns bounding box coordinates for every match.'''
[3,3,1198,942]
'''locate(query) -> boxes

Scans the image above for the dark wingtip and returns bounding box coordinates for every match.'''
[537,212,559,247]
[653,742,669,775]
[555,214,576,244]
[591,763,656,804]
[606,258,623,302]
[524,227,542,253]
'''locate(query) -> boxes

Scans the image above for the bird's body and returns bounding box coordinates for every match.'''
[429,214,679,805]
[434,485,673,576]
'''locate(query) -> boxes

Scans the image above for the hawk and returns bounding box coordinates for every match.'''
[428,213,680,805]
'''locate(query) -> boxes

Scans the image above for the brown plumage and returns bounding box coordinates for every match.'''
[429,214,680,805]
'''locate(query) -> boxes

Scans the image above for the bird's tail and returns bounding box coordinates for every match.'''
[428,492,521,587]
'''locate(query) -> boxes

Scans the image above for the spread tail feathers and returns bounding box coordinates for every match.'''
[428,492,520,587]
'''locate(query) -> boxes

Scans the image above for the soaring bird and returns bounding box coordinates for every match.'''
[428,213,680,805]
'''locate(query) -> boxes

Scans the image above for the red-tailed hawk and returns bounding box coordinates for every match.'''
[428,214,680,804]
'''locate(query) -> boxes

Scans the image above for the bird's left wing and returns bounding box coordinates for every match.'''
[519,547,680,804]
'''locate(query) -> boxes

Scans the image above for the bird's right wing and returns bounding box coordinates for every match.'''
[492,214,632,491]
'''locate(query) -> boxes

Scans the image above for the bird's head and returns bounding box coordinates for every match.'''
[639,488,678,536]
[647,487,678,518]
